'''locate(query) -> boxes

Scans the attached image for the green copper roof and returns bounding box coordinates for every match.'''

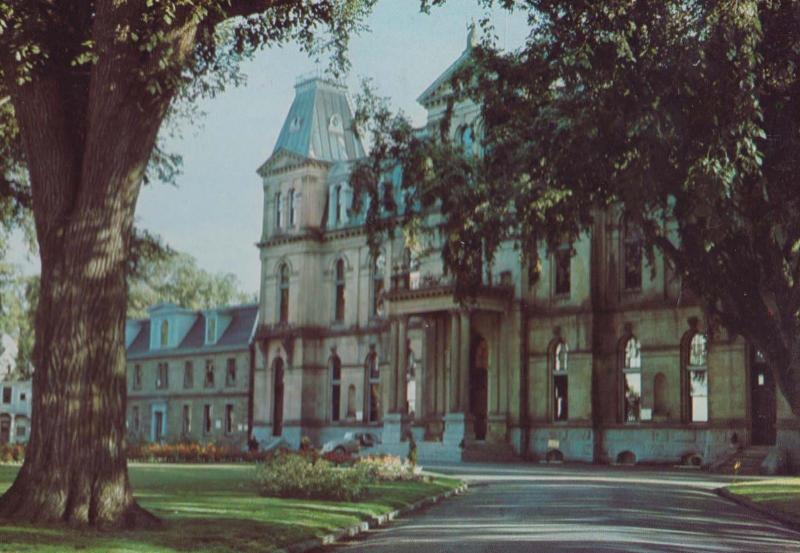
[268,75,365,166]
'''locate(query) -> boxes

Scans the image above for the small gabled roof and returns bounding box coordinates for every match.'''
[417,24,479,108]
[126,304,259,360]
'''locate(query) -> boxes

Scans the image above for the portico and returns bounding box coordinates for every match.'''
[381,284,514,451]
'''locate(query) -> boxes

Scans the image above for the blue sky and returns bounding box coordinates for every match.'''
[10,1,529,295]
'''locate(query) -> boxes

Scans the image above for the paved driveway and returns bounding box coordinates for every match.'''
[327,463,800,553]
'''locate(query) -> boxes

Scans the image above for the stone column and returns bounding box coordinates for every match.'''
[459,310,471,415]
[397,315,408,413]
[436,316,447,415]
[383,317,403,444]
[387,318,399,413]
[448,311,461,412]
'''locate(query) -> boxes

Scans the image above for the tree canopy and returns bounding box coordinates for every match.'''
[354,0,800,415]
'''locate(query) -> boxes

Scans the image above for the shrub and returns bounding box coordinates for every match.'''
[127,442,278,463]
[0,443,25,463]
[255,452,372,501]
[321,449,356,465]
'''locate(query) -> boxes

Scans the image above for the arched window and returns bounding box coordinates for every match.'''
[687,332,708,422]
[460,125,474,154]
[371,253,385,317]
[554,243,571,296]
[622,336,642,422]
[330,349,341,422]
[551,339,569,421]
[275,191,284,230]
[288,189,297,227]
[334,259,346,323]
[278,264,290,324]
[653,372,668,417]
[364,345,380,423]
[623,221,643,290]
[160,320,169,347]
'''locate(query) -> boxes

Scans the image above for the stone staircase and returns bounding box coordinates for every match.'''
[461,441,520,463]
[712,445,772,475]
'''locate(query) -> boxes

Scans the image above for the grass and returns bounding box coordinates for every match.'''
[726,478,800,519]
[0,463,461,552]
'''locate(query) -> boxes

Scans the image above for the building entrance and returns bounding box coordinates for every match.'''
[470,336,489,440]
[273,357,284,436]
[751,351,777,446]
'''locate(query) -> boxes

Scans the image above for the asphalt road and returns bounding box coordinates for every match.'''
[326,463,800,553]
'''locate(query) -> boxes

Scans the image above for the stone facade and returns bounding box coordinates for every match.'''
[250,32,793,467]
[125,303,257,448]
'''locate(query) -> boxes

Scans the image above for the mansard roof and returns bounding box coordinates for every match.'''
[126,304,258,360]
[258,74,366,176]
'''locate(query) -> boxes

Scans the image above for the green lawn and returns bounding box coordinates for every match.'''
[0,463,461,553]
[726,478,800,519]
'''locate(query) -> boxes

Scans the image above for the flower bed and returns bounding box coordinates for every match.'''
[127,442,279,463]
[255,452,422,501]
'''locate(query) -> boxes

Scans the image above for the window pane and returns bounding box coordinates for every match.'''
[624,242,642,290]
[691,396,709,422]
[689,334,707,366]
[553,374,568,421]
[624,338,641,369]
[624,372,642,422]
[555,342,568,372]
[369,383,380,422]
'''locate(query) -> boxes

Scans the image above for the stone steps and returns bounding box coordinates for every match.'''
[713,446,772,475]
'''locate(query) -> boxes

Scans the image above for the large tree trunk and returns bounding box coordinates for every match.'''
[0,212,157,528]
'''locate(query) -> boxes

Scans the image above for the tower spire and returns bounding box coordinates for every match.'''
[467,18,478,50]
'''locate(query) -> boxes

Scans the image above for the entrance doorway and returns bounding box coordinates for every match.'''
[751,350,776,446]
[0,415,10,444]
[272,357,284,436]
[153,411,164,442]
[470,336,489,440]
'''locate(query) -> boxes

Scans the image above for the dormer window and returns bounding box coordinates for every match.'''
[205,315,217,344]
[329,113,343,133]
[159,320,169,348]
[289,116,302,132]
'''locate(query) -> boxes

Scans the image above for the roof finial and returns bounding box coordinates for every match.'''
[467,18,478,50]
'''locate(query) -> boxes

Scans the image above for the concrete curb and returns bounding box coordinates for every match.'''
[274,482,469,553]
[715,487,800,534]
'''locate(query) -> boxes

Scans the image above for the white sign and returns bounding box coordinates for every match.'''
[547,439,560,449]
[215,420,222,429]
[641,408,653,421]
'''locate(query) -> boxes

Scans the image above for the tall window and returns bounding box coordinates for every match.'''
[460,124,474,154]
[226,358,237,387]
[275,191,283,229]
[156,362,169,389]
[554,244,571,296]
[289,188,297,228]
[133,364,142,390]
[335,185,342,224]
[365,346,380,423]
[330,350,341,422]
[182,405,191,435]
[279,264,290,324]
[687,333,709,422]
[204,359,215,388]
[623,222,643,290]
[622,336,642,422]
[203,404,212,434]
[183,361,194,389]
[371,253,385,317]
[334,259,346,323]
[160,320,169,347]
[225,404,234,434]
[551,339,569,421]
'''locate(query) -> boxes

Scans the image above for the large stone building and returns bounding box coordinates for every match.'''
[0,334,32,445]
[125,303,258,447]
[249,29,796,469]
